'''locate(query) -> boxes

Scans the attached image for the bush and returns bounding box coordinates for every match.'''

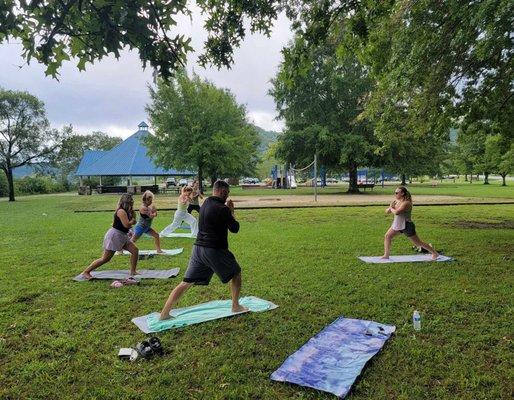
[0,172,8,197]
[16,175,66,195]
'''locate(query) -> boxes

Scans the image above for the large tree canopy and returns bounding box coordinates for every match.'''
[0,88,68,201]
[270,32,375,192]
[145,72,260,187]
[0,0,280,78]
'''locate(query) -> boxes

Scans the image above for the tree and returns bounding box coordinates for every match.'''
[52,131,122,183]
[278,1,513,181]
[270,33,375,193]
[0,0,280,79]
[484,135,513,186]
[0,88,68,201]
[145,72,260,188]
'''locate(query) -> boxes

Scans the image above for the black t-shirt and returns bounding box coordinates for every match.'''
[194,196,239,249]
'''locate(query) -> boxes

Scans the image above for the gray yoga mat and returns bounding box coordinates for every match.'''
[115,248,183,256]
[358,254,453,264]
[73,268,180,281]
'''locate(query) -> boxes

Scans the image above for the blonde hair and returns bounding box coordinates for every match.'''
[397,186,412,202]
[117,193,134,218]
[181,186,193,195]
[142,190,154,205]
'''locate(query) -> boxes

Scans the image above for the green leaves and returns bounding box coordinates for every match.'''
[0,0,282,79]
[145,73,260,182]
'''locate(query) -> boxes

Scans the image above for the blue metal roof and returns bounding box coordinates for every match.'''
[75,150,106,176]
[75,128,194,177]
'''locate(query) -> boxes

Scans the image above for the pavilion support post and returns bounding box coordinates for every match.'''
[99,176,102,186]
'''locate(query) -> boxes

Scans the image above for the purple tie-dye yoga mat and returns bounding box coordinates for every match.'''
[270,317,395,398]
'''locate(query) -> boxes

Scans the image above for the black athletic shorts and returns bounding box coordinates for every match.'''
[400,221,416,237]
[183,245,241,285]
[187,204,201,214]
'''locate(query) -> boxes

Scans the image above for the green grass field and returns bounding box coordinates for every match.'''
[1,192,513,399]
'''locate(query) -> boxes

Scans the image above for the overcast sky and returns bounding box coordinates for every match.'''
[0,8,292,138]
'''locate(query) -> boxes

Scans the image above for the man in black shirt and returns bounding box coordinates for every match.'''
[159,180,248,320]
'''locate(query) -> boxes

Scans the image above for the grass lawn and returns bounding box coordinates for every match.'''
[0,194,513,399]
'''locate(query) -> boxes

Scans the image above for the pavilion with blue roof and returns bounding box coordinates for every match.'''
[76,122,194,190]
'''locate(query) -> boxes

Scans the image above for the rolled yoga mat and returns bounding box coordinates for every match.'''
[132,296,278,333]
[358,254,453,263]
[271,317,395,398]
[73,268,180,281]
[115,248,183,256]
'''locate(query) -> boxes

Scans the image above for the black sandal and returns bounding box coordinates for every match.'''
[148,337,164,356]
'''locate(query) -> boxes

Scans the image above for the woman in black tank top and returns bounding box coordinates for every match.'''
[81,194,140,280]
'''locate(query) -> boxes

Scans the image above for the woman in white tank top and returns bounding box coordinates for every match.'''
[382,186,439,260]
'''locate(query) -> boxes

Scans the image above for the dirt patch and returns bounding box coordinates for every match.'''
[451,220,514,229]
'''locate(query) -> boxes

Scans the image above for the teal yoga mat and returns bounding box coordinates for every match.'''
[132,296,278,333]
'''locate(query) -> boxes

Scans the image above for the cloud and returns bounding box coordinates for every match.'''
[0,9,292,136]
[248,111,284,132]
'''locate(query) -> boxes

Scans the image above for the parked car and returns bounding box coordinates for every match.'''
[242,177,260,184]
[165,178,176,188]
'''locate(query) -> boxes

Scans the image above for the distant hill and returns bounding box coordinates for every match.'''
[252,125,280,152]
[12,163,59,178]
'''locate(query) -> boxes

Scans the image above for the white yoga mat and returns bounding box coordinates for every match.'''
[160,232,195,238]
[73,268,180,281]
[116,248,183,256]
[358,254,453,264]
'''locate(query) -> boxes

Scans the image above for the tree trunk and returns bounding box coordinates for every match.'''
[210,176,216,187]
[198,165,204,193]
[401,174,406,185]
[347,164,359,193]
[501,173,507,186]
[483,172,489,184]
[6,167,15,201]
[469,173,473,183]
[464,174,467,181]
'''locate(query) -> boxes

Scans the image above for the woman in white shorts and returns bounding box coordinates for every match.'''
[160,186,199,237]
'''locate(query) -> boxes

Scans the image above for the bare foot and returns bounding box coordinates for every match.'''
[159,313,173,321]
[232,304,249,313]
[381,255,390,260]
[431,253,440,260]
[81,271,93,280]
[130,270,140,276]
[156,250,164,254]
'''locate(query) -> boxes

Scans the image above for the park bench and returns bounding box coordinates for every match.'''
[357,183,375,191]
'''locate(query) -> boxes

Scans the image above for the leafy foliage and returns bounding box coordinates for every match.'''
[145,72,260,186]
[0,0,280,78]
[0,88,68,201]
[270,32,375,192]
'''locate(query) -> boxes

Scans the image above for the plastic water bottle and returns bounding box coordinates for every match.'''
[413,310,421,331]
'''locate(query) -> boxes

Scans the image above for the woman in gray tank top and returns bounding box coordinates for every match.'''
[382,186,439,260]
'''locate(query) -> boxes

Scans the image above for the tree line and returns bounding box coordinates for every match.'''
[1,1,512,198]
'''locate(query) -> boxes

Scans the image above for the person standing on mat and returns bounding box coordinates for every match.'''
[159,180,247,320]
[131,190,163,253]
[187,179,203,215]
[382,186,439,260]
[160,186,199,237]
[81,194,139,280]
